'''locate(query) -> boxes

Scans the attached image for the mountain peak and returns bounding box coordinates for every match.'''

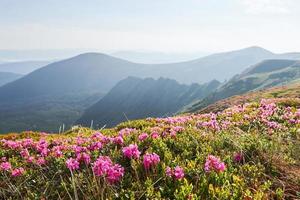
[239,46,274,55]
[71,52,116,60]
[64,52,135,65]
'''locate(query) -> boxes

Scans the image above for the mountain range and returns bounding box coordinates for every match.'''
[1,46,300,133]
[184,59,300,113]
[0,60,51,74]
[1,46,299,101]
[111,51,209,64]
[77,77,220,128]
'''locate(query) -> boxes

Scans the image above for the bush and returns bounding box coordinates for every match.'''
[0,98,299,199]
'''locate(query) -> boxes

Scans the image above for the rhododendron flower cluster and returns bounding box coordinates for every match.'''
[11,167,25,177]
[76,152,91,165]
[113,136,124,145]
[166,166,184,180]
[92,156,124,184]
[0,160,26,177]
[143,153,160,170]
[260,99,277,119]
[35,139,49,156]
[266,121,281,129]
[204,155,226,173]
[197,113,220,131]
[138,133,149,141]
[119,128,136,137]
[66,158,80,171]
[122,144,141,159]
[88,141,103,151]
[151,131,160,139]
[52,146,64,157]
[0,162,11,171]
[0,99,299,199]
[20,149,30,158]
[36,157,46,166]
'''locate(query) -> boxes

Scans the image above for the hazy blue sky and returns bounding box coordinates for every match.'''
[0,0,300,53]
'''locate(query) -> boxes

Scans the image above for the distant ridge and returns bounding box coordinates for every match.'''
[184,59,300,113]
[77,77,220,128]
[0,60,51,74]
[1,46,300,133]
[0,72,22,87]
[241,59,297,75]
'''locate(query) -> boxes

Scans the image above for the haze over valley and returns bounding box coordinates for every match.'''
[0,46,299,132]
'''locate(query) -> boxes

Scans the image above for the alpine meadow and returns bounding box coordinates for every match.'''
[0,1,299,199]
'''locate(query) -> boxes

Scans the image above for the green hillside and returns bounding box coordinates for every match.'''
[77,77,220,128]
[184,60,300,113]
[192,81,300,114]
[0,98,299,199]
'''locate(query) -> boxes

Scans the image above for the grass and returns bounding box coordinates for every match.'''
[196,82,300,114]
[0,98,299,199]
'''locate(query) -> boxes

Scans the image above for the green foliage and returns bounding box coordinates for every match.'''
[0,99,299,199]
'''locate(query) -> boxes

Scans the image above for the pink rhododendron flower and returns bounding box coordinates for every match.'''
[52,146,63,158]
[138,133,149,141]
[26,156,35,163]
[233,152,243,163]
[267,121,281,129]
[197,114,220,131]
[172,126,184,133]
[40,148,49,157]
[118,128,136,137]
[66,158,80,171]
[21,138,34,148]
[100,136,111,144]
[88,141,103,151]
[166,166,173,177]
[170,130,177,137]
[92,156,124,184]
[151,132,160,139]
[11,167,25,177]
[76,152,91,165]
[0,162,11,171]
[36,157,46,166]
[2,140,20,149]
[122,144,141,159]
[36,139,48,151]
[113,136,124,145]
[92,156,112,177]
[20,149,30,158]
[221,120,231,129]
[173,166,184,180]
[143,153,160,170]
[204,155,226,173]
[165,166,184,180]
[76,136,90,145]
[91,132,104,140]
[106,164,125,184]
[73,145,87,154]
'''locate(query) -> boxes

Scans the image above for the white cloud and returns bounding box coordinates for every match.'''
[239,0,291,14]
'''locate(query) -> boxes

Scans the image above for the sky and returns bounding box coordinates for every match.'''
[0,0,300,53]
